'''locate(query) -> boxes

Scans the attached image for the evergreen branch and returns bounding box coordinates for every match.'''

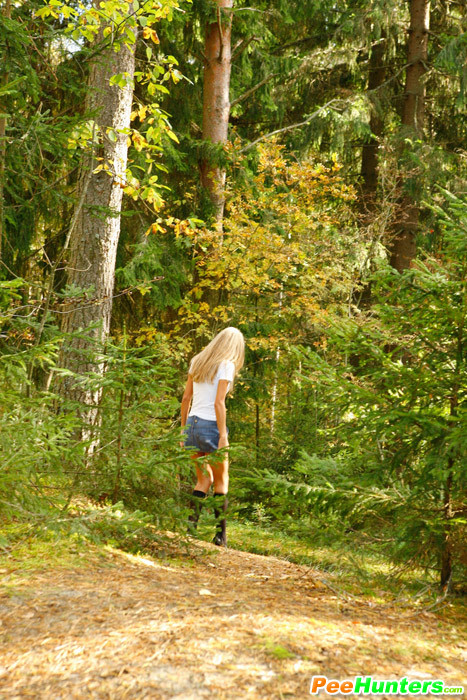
[230,73,278,108]
[230,7,269,12]
[0,277,165,327]
[270,34,322,55]
[27,123,97,376]
[239,98,345,153]
[231,35,260,61]
[53,277,165,315]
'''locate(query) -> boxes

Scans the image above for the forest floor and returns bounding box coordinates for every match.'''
[0,526,466,700]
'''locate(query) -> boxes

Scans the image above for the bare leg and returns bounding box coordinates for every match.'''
[211,454,229,494]
[193,452,214,493]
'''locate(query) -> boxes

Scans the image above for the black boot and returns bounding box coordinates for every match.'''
[188,489,206,534]
[213,492,228,546]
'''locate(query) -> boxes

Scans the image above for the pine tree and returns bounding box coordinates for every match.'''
[0,0,11,262]
[389,0,430,271]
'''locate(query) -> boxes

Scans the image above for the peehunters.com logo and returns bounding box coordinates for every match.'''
[310,676,465,695]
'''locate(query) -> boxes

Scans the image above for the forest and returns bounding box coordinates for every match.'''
[0,0,466,695]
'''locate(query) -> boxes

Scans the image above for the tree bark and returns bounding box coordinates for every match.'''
[200,0,233,231]
[60,19,136,431]
[360,35,387,209]
[440,464,453,588]
[389,0,430,272]
[0,0,12,263]
[354,35,387,311]
[440,309,463,588]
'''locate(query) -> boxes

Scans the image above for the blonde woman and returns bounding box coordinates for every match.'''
[181,327,245,546]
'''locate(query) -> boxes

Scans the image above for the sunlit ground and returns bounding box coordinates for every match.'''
[1,515,466,698]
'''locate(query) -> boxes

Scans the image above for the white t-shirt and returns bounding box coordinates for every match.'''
[189,360,235,421]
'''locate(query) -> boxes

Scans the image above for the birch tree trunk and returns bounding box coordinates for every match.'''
[200,0,233,231]
[60,23,136,435]
[389,0,430,272]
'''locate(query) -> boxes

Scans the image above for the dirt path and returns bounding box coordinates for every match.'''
[0,541,466,699]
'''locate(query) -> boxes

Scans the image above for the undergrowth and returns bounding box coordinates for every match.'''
[3,499,465,624]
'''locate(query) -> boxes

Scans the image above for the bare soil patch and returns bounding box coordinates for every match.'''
[1,542,466,699]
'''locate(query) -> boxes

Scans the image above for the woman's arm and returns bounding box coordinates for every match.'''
[214,379,230,449]
[181,374,194,427]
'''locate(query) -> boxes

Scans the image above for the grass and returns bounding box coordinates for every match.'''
[0,533,97,599]
[262,638,296,660]
[2,504,466,619]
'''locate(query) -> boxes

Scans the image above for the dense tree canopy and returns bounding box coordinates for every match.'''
[0,0,466,588]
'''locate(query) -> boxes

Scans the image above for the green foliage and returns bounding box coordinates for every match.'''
[0,324,83,523]
[0,311,196,544]
[114,232,188,327]
[86,335,189,518]
[251,190,467,584]
[0,2,85,275]
[2,0,467,591]
[434,29,467,109]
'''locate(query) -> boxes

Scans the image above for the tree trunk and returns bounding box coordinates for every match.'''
[60,19,136,436]
[440,464,453,588]
[0,0,12,262]
[255,400,260,465]
[440,314,463,588]
[389,0,430,272]
[354,34,387,311]
[200,0,233,231]
[360,35,387,209]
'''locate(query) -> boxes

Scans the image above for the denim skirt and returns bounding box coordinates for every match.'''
[184,415,220,454]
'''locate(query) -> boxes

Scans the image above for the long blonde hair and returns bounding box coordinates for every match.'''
[189,327,245,383]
